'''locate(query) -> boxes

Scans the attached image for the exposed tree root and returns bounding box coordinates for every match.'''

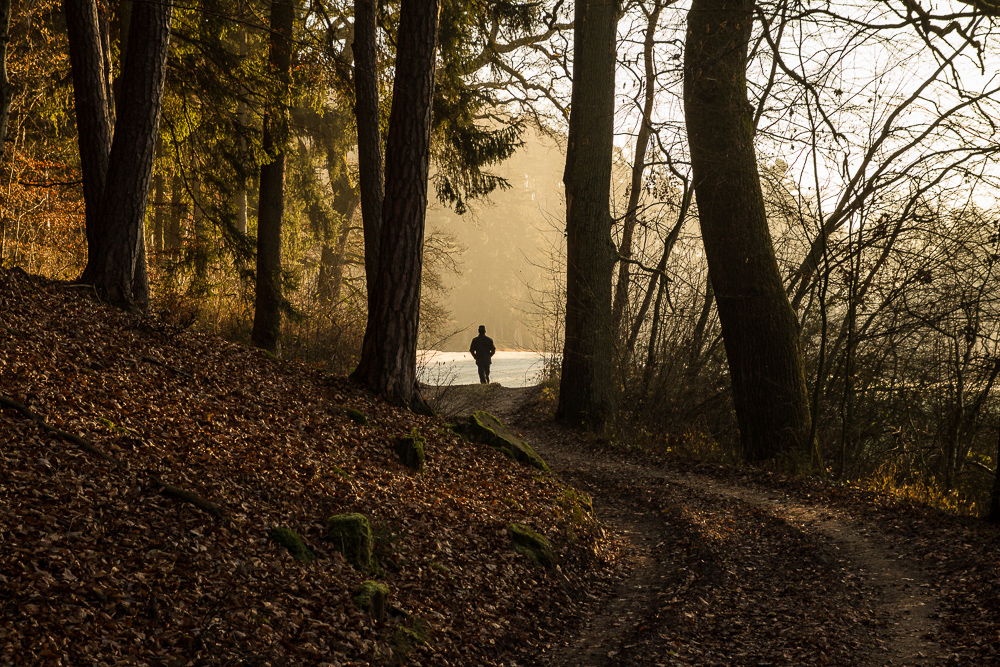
[1,394,122,466]
[2,394,226,521]
[141,355,194,378]
[151,478,228,520]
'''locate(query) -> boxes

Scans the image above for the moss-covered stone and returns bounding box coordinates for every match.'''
[394,429,426,472]
[345,408,370,426]
[268,527,316,564]
[326,513,376,573]
[467,411,549,471]
[507,522,557,569]
[558,487,594,525]
[389,617,432,659]
[353,580,389,622]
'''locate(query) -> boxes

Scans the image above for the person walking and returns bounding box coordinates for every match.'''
[469,325,496,384]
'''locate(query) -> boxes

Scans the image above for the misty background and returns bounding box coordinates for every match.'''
[424,129,565,353]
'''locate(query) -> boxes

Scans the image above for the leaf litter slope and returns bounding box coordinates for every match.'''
[5,269,1000,666]
[0,268,614,666]
[462,386,1000,666]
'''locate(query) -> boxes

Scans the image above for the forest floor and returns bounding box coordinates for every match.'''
[4,268,1000,665]
[430,384,1000,666]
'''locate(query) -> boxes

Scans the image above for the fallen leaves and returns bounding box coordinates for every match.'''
[0,268,609,665]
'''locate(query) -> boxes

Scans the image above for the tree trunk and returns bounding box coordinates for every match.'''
[351,0,439,410]
[557,0,619,431]
[190,168,209,296]
[684,0,812,462]
[152,138,165,257]
[90,0,173,309]
[611,0,663,338]
[0,0,13,167]
[64,0,113,281]
[234,26,249,236]
[353,0,384,291]
[167,170,183,250]
[251,0,296,354]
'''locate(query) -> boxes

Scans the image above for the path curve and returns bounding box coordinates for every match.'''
[431,385,948,666]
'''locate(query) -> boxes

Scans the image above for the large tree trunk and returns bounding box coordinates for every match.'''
[684,0,812,462]
[251,0,296,354]
[351,0,439,410]
[64,0,113,281]
[557,0,619,431]
[90,0,173,309]
[353,0,384,291]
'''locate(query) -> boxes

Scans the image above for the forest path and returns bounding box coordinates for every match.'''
[429,384,949,666]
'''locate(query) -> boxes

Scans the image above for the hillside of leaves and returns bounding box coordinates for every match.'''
[0,268,615,666]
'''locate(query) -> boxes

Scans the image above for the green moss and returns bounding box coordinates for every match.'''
[394,428,426,472]
[97,417,132,436]
[353,580,390,622]
[558,487,594,525]
[268,527,316,564]
[390,617,432,660]
[507,523,557,569]
[326,513,376,574]
[467,411,549,471]
[345,408,370,426]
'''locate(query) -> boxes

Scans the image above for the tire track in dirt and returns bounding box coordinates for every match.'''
[431,385,948,665]
[519,424,946,666]
[686,475,947,666]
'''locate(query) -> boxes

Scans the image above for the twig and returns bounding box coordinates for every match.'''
[0,394,122,466]
[141,356,194,378]
[151,478,227,520]
[2,394,228,523]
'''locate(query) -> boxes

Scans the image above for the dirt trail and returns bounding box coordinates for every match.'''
[430,385,949,666]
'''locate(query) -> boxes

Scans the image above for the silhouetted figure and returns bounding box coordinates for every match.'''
[469,325,496,384]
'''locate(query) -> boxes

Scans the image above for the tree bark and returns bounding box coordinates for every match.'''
[353,0,384,292]
[65,0,113,281]
[251,0,296,354]
[90,0,173,309]
[152,137,165,256]
[234,26,249,236]
[167,170,183,250]
[0,0,13,167]
[684,0,812,462]
[557,0,619,431]
[351,0,440,410]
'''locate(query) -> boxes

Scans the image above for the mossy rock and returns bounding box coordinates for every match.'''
[467,411,549,471]
[345,408,370,426]
[394,429,426,472]
[268,526,316,564]
[326,513,376,574]
[558,487,595,524]
[507,523,557,569]
[390,617,432,659]
[353,580,389,622]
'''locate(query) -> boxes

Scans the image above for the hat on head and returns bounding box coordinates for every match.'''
[478,325,486,333]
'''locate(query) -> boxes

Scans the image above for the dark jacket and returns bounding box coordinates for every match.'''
[470,334,496,365]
